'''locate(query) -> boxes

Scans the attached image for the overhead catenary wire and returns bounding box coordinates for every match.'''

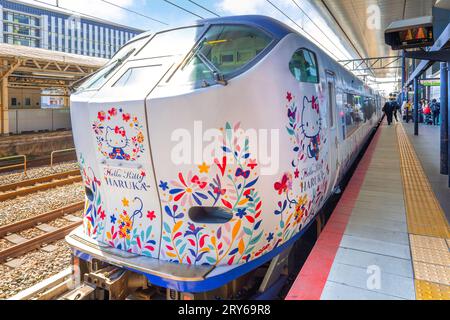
[99,0,169,25]
[30,0,150,29]
[290,0,351,60]
[265,0,340,61]
[188,0,221,18]
[162,0,204,19]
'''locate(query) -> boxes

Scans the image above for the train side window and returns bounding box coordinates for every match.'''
[327,79,335,128]
[289,49,319,83]
[361,97,375,122]
[344,93,362,138]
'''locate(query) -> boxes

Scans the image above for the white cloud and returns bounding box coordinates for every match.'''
[218,0,270,15]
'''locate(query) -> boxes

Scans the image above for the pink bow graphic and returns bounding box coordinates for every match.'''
[114,126,126,137]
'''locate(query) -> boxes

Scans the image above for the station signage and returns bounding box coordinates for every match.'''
[385,16,434,50]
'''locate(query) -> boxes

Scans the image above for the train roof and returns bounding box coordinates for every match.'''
[196,15,296,39]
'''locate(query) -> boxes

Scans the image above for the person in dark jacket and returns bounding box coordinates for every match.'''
[430,99,441,126]
[392,99,401,122]
[383,100,395,125]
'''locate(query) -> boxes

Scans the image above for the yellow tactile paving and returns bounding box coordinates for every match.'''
[415,280,450,300]
[396,124,450,239]
[412,261,450,286]
[396,123,450,300]
[410,234,449,252]
[411,246,450,267]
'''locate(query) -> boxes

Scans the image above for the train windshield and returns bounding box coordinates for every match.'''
[136,26,203,59]
[75,36,150,92]
[170,24,273,86]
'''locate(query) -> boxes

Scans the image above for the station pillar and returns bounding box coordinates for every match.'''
[401,51,406,103]
[441,62,449,175]
[0,78,9,135]
[448,62,450,188]
[414,77,419,136]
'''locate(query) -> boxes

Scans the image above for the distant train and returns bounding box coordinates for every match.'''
[66,15,383,300]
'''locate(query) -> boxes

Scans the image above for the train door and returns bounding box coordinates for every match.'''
[326,71,339,193]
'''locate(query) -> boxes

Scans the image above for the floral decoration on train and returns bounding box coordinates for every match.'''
[92,107,146,161]
[158,122,268,266]
[79,154,105,240]
[270,92,331,246]
[105,196,158,258]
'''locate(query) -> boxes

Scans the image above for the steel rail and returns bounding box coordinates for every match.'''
[0,201,84,238]
[0,169,81,193]
[0,174,82,202]
[0,221,82,263]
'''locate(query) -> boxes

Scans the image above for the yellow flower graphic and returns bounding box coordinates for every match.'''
[118,211,132,240]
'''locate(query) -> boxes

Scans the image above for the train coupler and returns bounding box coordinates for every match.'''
[75,265,148,300]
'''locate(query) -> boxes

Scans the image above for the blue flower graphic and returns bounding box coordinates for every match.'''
[236,208,247,219]
[159,181,169,191]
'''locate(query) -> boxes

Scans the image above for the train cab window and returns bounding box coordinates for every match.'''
[76,36,150,92]
[113,65,164,89]
[289,49,319,83]
[170,24,273,86]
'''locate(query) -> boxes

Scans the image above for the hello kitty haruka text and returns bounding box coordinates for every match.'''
[92,107,146,162]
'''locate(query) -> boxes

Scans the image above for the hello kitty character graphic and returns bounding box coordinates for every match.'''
[286,92,323,164]
[106,126,131,160]
[301,96,322,161]
[92,107,146,162]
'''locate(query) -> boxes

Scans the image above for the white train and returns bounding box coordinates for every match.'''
[67,15,383,300]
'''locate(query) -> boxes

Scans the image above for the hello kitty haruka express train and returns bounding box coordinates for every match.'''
[66,15,383,299]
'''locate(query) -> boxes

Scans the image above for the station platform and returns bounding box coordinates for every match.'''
[286,120,450,300]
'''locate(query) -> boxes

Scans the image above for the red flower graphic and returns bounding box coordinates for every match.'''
[122,113,131,122]
[108,108,117,117]
[97,111,106,122]
[147,211,156,221]
[286,92,293,102]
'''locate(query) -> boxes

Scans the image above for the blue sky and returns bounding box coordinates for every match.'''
[21,0,356,61]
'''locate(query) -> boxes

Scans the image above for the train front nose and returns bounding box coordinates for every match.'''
[71,91,166,259]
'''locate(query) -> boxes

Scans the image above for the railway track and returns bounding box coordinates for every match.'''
[0,202,84,263]
[0,170,82,202]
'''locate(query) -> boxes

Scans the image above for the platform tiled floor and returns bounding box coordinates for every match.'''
[286,120,450,300]
[320,123,416,300]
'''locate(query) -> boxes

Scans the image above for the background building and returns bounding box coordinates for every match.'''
[0,0,143,59]
[0,0,142,135]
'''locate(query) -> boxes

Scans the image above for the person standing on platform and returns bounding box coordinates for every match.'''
[383,99,394,125]
[392,99,401,122]
[402,99,412,123]
[431,99,441,126]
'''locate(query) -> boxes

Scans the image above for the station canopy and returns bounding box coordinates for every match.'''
[311,0,437,79]
[0,43,107,89]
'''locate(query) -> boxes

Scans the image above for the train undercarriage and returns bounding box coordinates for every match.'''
[60,216,321,301]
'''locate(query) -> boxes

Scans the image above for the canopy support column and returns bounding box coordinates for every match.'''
[441,62,449,175]
[414,77,419,136]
